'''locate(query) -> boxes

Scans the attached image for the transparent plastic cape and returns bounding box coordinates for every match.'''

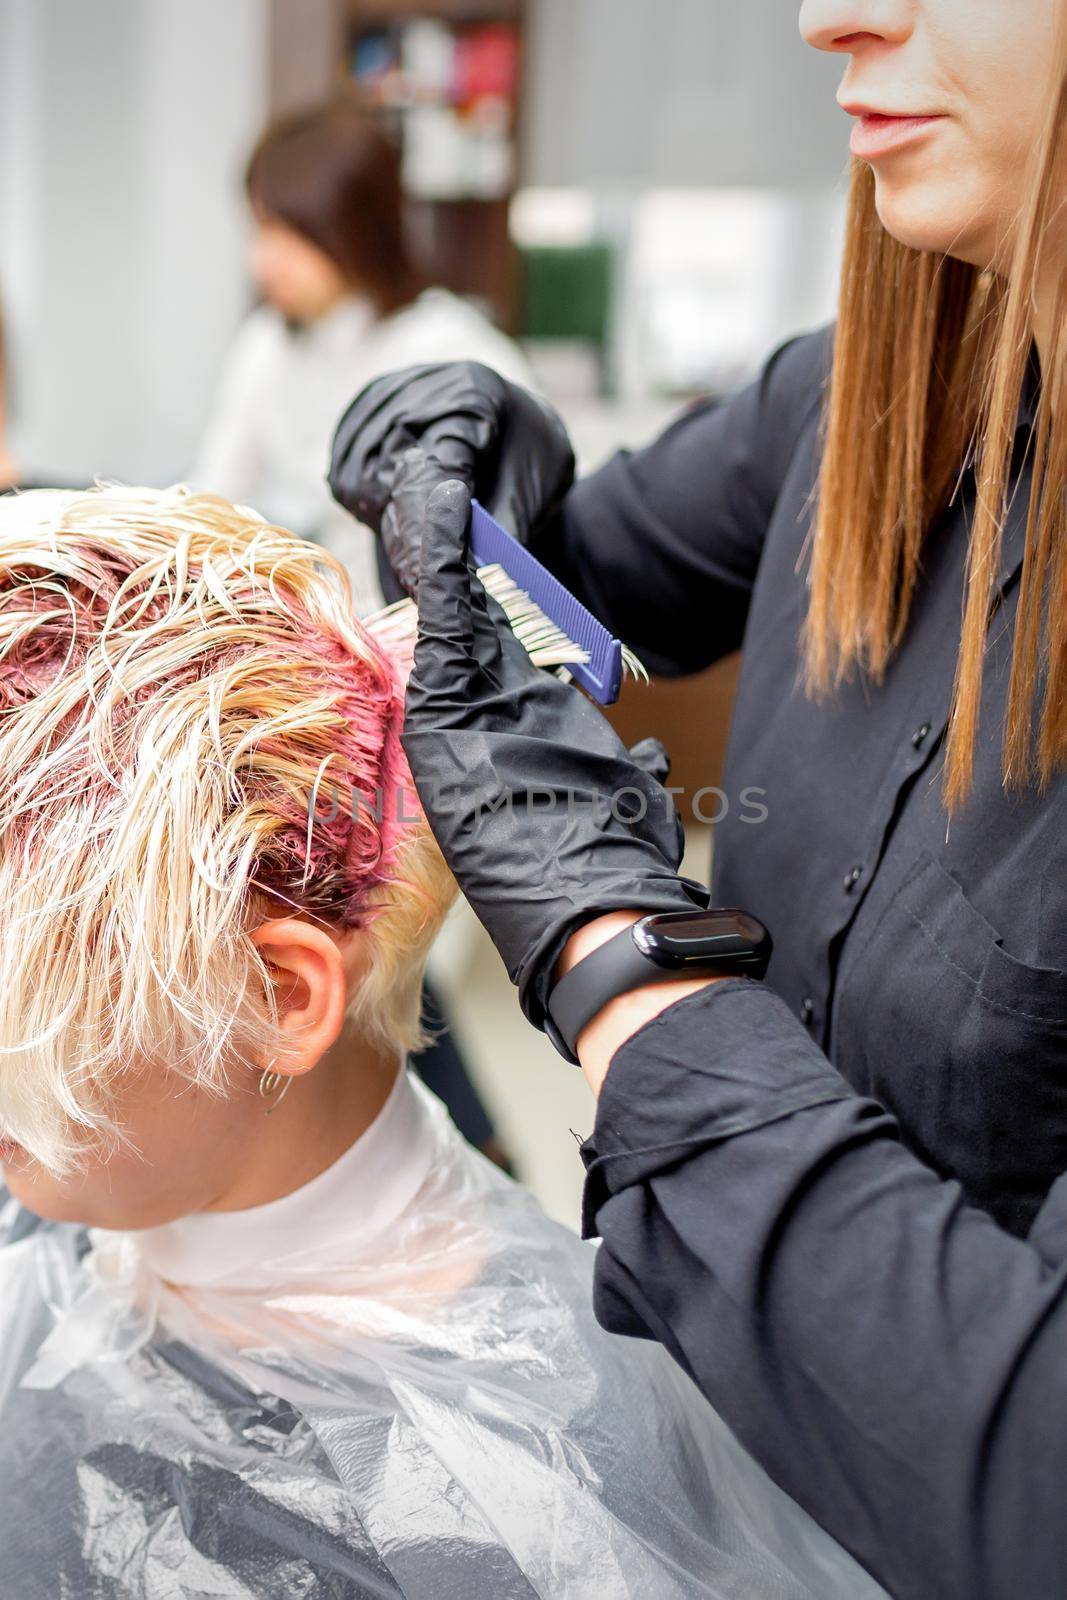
[0,1075,887,1599]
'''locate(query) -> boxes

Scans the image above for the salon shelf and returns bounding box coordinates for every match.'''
[345,0,528,331]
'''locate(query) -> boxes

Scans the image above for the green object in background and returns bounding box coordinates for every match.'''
[519,243,614,345]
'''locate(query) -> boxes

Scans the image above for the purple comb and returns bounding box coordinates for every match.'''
[469,500,625,705]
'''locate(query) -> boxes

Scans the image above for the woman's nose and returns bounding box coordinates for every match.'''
[799,0,913,53]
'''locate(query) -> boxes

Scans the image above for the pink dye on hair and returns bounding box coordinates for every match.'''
[252,608,421,928]
[0,547,423,929]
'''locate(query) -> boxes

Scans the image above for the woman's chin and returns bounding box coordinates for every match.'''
[1,1162,73,1223]
[3,1161,110,1229]
[2,1147,212,1231]
[872,179,994,268]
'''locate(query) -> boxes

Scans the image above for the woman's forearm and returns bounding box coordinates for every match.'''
[557,912,721,1096]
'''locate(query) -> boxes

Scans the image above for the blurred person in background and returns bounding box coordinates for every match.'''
[192,90,532,618]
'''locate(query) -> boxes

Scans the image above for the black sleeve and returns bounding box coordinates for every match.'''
[539,328,831,677]
[581,978,1067,1600]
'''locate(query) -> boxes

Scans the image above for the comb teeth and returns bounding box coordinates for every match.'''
[364,502,645,703]
[468,502,644,703]
[476,563,590,666]
[366,571,645,694]
[366,571,594,672]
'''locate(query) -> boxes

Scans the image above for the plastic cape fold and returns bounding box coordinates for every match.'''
[0,1077,886,1599]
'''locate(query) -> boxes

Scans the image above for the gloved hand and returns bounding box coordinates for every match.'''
[328,362,575,596]
[401,474,706,1031]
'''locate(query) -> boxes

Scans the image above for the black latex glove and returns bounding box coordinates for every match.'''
[401,474,706,1032]
[328,362,575,597]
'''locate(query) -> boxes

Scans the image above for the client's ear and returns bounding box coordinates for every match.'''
[250,918,364,1076]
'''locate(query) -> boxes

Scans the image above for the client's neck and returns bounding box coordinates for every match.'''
[205,1028,400,1213]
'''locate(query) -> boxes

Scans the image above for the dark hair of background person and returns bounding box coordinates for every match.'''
[245,92,428,319]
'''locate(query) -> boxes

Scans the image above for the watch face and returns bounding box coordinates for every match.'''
[634,909,771,971]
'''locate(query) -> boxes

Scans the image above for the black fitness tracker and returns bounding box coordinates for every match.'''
[545,908,772,1064]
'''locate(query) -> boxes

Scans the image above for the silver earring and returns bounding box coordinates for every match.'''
[259,1061,293,1115]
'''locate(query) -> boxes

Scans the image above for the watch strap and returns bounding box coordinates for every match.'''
[548,925,668,1061]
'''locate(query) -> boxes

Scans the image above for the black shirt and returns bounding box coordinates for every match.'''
[544,329,1067,1599]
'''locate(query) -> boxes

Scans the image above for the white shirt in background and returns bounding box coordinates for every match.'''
[191,288,534,616]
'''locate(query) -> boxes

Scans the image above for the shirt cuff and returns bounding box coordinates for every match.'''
[580,978,851,1237]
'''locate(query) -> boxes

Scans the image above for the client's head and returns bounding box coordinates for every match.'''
[0,485,454,1229]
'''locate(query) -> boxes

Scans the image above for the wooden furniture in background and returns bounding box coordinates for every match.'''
[345,0,527,330]
[607,654,743,828]
[268,0,347,116]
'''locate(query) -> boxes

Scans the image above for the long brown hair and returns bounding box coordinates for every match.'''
[245,93,427,318]
[806,63,1067,809]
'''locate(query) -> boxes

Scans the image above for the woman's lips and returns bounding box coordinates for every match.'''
[849,112,945,160]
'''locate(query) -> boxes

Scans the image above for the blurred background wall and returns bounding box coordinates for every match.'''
[0,0,849,484]
[526,0,845,187]
[0,0,854,1223]
[0,0,267,483]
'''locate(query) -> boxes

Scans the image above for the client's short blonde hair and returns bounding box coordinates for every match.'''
[0,484,455,1171]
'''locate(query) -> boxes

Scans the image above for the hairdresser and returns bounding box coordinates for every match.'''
[329,6,1066,1598]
